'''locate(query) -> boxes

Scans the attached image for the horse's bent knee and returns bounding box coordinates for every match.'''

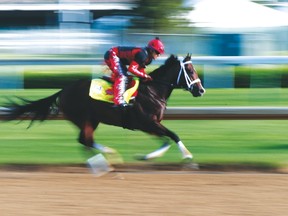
[78,136,86,146]
[78,131,93,147]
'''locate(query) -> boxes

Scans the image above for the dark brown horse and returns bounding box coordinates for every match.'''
[3,54,205,163]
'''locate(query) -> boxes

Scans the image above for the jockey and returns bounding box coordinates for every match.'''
[104,37,165,108]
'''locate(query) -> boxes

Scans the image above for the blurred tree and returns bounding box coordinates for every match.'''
[130,0,192,32]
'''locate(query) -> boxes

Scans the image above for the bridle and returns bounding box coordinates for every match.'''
[151,56,205,94]
[176,59,201,90]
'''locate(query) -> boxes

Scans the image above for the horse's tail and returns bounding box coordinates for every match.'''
[3,90,62,127]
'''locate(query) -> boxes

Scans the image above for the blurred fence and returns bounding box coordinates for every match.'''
[1,56,288,89]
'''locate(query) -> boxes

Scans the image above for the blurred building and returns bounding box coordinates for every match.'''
[0,0,288,58]
[184,0,288,87]
[0,0,136,55]
[0,0,134,29]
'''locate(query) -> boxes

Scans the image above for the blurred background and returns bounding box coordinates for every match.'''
[0,0,288,89]
[1,0,288,167]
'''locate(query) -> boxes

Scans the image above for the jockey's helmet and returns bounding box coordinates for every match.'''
[148,37,165,55]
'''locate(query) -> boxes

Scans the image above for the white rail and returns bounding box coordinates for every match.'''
[0,56,288,66]
[1,107,288,120]
[164,107,288,120]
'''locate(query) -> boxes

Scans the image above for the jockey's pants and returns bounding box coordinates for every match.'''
[104,49,128,105]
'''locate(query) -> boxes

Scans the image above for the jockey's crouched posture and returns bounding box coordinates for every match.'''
[104,37,165,108]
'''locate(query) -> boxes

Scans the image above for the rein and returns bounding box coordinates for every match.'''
[151,79,174,87]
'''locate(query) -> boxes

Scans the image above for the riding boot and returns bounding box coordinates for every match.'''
[113,75,128,107]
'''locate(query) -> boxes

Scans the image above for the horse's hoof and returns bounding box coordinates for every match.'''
[182,157,193,163]
[182,154,193,160]
[134,154,147,161]
[183,162,199,170]
[102,147,117,154]
[105,152,124,165]
[182,161,199,170]
[87,154,114,177]
[182,158,199,170]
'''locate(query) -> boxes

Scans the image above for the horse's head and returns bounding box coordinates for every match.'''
[149,54,205,97]
[176,53,206,97]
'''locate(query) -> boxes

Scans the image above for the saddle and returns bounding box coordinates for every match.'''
[89,76,139,104]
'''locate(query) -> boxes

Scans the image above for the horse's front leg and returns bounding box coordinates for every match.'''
[163,128,193,159]
[138,142,171,160]
[139,122,193,160]
[176,140,193,159]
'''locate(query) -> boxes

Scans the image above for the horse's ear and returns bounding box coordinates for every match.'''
[183,53,191,62]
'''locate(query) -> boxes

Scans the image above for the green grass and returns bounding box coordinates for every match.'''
[169,88,288,106]
[1,88,288,167]
[0,120,287,168]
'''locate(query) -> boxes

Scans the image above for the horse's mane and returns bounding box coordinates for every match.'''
[149,54,179,79]
[164,54,179,66]
[136,55,180,116]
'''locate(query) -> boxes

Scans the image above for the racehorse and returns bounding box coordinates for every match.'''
[3,54,205,164]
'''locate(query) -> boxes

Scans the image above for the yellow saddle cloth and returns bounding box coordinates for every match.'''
[89,78,139,103]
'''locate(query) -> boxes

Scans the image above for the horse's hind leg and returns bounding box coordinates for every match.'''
[78,121,116,154]
[78,121,118,176]
[78,122,95,148]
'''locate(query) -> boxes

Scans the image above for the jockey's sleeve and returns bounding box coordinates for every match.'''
[128,61,148,78]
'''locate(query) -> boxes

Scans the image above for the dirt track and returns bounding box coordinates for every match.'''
[0,166,288,216]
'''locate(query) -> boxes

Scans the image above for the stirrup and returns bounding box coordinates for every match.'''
[112,103,133,109]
